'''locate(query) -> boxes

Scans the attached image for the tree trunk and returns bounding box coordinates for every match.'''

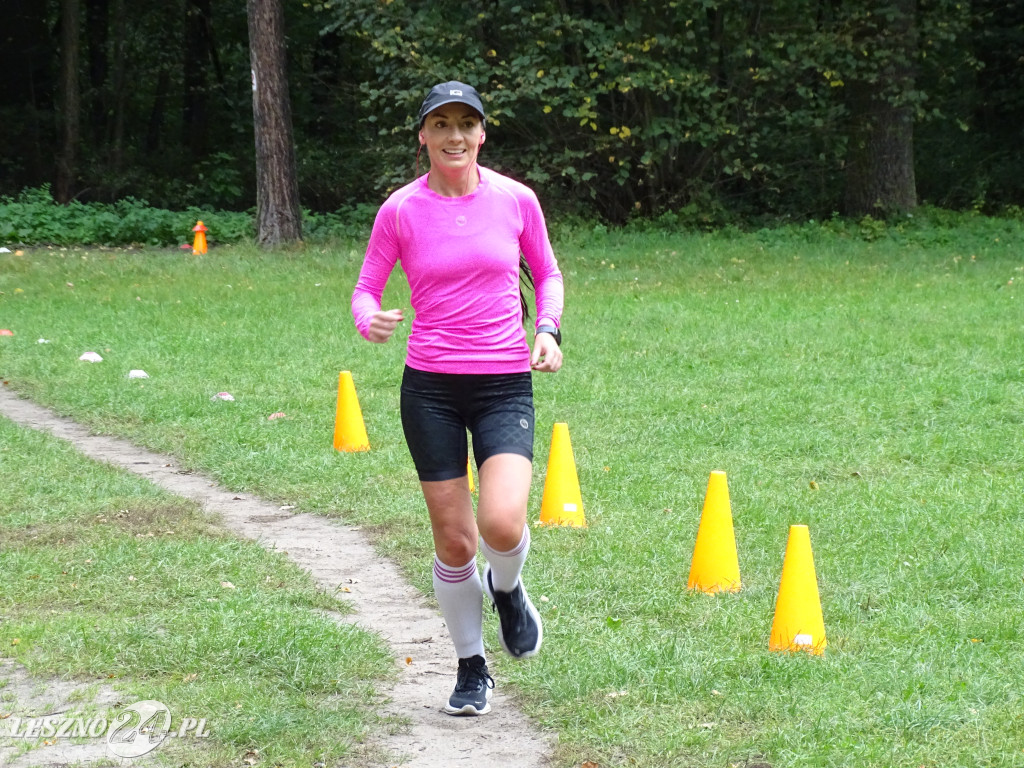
[842,0,918,216]
[86,0,109,146]
[109,0,127,176]
[55,0,81,203]
[247,0,302,246]
[184,0,211,158]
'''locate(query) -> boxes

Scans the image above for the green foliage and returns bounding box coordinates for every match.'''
[0,187,378,246]
[0,186,249,247]
[322,0,987,221]
[1,0,1020,222]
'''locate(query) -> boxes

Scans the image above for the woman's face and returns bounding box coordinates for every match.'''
[419,105,485,174]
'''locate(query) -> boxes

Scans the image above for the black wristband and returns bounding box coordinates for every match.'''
[536,324,561,346]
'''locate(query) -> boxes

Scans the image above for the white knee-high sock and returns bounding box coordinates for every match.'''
[480,525,530,592]
[432,556,485,660]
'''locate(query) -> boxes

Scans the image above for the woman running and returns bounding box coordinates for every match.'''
[351,80,564,715]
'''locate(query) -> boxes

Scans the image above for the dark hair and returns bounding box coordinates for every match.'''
[519,255,534,323]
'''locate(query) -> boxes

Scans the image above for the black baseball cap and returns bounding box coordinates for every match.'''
[418,81,486,127]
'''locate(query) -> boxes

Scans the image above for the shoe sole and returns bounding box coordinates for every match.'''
[443,688,492,716]
[483,565,543,659]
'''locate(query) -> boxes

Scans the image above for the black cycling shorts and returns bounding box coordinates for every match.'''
[400,365,535,482]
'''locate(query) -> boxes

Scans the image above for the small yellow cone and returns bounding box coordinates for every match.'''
[769,524,827,655]
[687,470,741,593]
[467,455,475,493]
[333,371,370,452]
[539,422,586,527]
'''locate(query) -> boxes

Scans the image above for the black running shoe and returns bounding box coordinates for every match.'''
[443,655,494,716]
[483,566,543,658]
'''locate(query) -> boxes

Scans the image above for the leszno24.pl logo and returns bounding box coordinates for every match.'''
[5,699,210,758]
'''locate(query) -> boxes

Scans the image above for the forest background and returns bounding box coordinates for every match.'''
[1,0,1022,228]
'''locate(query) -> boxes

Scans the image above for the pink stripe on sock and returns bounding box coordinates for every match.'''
[433,558,478,584]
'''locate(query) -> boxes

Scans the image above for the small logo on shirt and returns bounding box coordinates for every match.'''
[450,89,463,96]
[455,215,467,227]
[520,419,529,429]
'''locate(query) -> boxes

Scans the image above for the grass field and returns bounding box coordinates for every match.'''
[2,214,1023,767]
[0,418,395,766]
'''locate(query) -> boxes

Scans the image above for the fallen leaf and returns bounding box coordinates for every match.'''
[606,616,623,630]
[809,480,819,490]
[10,638,20,646]
[268,412,287,420]
[405,657,413,665]
[221,581,236,589]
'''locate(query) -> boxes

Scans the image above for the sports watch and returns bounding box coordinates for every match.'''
[535,324,561,346]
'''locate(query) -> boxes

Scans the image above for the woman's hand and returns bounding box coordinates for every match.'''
[368,309,404,343]
[531,332,562,372]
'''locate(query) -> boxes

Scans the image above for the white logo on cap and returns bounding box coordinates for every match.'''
[450,89,463,96]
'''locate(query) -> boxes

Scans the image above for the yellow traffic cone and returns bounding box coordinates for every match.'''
[467,455,475,494]
[332,371,370,452]
[539,422,586,527]
[687,470,741,593]
[192,221,208,254]
[769,524,827,655]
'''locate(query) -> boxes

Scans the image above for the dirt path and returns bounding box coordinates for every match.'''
[0,387,553,768]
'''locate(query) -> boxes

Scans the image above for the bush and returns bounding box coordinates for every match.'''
[0,187,381,247]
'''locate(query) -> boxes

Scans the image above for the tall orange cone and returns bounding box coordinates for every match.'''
[539,422,585,527]
[769,524,827,655]
[333,371,370,452]
[192,221,208,254]
[687,470,741,593]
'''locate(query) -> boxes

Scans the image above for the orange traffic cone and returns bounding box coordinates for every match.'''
[539,422,585,527]
[769,524,827,655]
[687,470,742,593]
[192,221,208,254]
[332,371,370,452]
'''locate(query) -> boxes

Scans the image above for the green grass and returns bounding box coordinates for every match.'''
[2,216,1024,767]
[0,418,395,766]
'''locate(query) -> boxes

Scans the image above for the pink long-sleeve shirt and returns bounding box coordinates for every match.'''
[352,166,564,374]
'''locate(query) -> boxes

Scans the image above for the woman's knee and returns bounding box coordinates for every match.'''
[478,514,526,552]
[434,527,478,565]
